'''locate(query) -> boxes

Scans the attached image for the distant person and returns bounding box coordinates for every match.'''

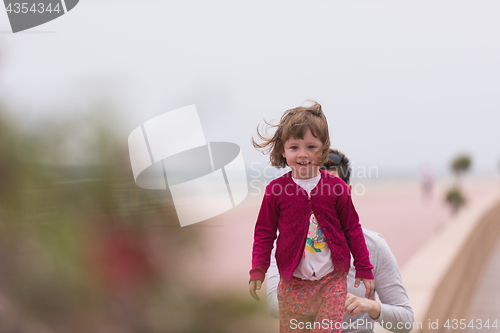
[267,150,415,333]
[421,164,433,200]
[249,103,374,333]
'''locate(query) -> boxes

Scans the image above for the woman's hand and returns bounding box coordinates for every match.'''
[344,293,381,319]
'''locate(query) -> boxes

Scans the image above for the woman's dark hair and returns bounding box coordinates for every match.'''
[322,149,351,185]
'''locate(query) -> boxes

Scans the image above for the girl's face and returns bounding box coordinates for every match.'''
[282,129,323,179]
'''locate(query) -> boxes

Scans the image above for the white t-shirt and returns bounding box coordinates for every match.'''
[292,174,334,280]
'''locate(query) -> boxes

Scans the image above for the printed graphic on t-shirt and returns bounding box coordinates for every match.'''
[303,210,326,258]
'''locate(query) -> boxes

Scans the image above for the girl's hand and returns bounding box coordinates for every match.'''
[344,293,381,319]
[354,278,375,299]
[249,279,262,301]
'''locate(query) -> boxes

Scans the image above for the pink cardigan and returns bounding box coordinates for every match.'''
[249,169,374,282]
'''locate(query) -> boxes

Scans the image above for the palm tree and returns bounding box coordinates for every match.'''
[445,187,466,214]
[445,154,472,214]
[451,155,472,179]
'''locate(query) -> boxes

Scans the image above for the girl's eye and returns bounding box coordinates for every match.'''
[308,146,316,149]
[290,146,298,150]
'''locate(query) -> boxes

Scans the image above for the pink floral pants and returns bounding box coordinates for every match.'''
[278,270,347,333]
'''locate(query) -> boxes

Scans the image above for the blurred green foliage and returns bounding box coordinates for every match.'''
[451,155,472,177]
[445,154,472,214]
[0,106,269,333]
[445,187,466,214]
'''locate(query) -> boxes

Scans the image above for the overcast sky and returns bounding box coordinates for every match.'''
[1,0,499,178]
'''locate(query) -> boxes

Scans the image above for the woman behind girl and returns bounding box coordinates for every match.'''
[249,102,374,332]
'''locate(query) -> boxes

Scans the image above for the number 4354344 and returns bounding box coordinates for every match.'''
[6,2,61,14]
[444,319,498,330]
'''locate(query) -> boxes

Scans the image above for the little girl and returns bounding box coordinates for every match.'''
[249,102,374,333]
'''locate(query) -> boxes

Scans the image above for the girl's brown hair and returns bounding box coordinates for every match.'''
[252,101,331,168]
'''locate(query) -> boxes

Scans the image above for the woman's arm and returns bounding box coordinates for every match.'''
[335,181,374,280]
[372,235,415,333]
[266,245,280,319]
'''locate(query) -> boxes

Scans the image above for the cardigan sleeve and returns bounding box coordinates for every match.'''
[249,184,279,282]
[336,182,374,280]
